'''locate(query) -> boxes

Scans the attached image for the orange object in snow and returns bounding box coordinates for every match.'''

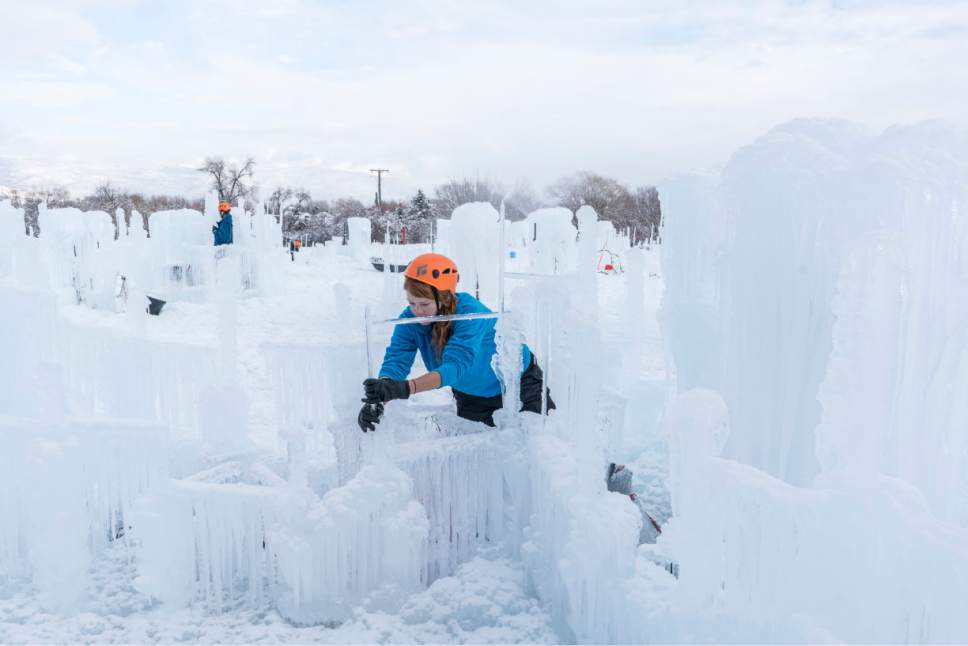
[218,201,231,213]
[294,239,302,250]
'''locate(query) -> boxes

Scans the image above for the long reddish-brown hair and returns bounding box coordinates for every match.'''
[405,277,456,359]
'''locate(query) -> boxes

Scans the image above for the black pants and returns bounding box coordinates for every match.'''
[452,357,556,427]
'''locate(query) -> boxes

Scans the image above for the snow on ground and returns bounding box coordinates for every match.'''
[0,540,554,644]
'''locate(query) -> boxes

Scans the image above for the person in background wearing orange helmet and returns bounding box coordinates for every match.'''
[358,252,554,432]
[213,201,234,246]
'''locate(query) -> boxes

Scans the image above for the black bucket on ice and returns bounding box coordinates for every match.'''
[146,296,166,316]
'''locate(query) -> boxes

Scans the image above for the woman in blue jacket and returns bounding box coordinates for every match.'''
[358,253,553,432]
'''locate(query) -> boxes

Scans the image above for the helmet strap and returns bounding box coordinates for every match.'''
[431,286,440,314]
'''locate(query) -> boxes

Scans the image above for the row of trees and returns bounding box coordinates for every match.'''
[4,157,251,238]
[5,184,203,238]
[4,155,662,246]
[269,174,661,246]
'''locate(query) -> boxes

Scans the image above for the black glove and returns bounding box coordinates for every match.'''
[357,402,384,432]
[363,377,410,404]
[212,225,218,233]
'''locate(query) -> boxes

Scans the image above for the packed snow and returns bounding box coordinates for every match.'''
[2,119,968,644]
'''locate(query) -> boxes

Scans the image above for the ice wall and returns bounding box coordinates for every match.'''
[657,172,724,393]
[0,417,167,611]
[347,216,372,265]
[394,426,530,582]
[660,119,968,488]
[0,200,22,278]
[132,461,429,622]
[433,217,451,256]
[523,430,643,643]
[264,341,365,484]
[449,202,501,305]
[1,266,218,436]
[59,321,219,436]
[816,123,968,525]
[273,464,429,623]
[502,247,659,642]
[38,207,116,306]
[523,207,576,275]
[663,388,968,643]
[0,285,62,420]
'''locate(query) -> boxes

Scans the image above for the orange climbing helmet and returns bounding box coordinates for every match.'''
[404,253,459,293]
[218,201,231,213]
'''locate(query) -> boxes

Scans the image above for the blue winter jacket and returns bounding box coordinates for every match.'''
[379,292,532,398]
[213,213,233,246]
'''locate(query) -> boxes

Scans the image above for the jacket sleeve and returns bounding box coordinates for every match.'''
[379,320,418,380]
[436,318,488,387]
[213,215,233,245]
[213,219,226,245]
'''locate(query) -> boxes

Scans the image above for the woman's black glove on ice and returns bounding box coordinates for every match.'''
[363,377,410,404]
[357,402,384,432]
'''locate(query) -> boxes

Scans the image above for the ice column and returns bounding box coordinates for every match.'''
[524,207,576,275]
[449,202,501,305]
[347,216,372,265]
[657,172,724,392]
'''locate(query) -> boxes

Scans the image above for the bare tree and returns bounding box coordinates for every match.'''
[331,197,367,220]
[30,185,71,209]
[266,186,294,222]
[631,185,662,244]
[82,181,134,238]
[197,156,256,204]
[546,171,661,245]
[546,171,630,217]
[433,178,504,217]
[130,193,204,236]
[503,180,540,220]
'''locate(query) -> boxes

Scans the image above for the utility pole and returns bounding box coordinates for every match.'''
[370,168,389,213]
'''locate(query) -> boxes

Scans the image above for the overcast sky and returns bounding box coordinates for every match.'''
[2,0,967,202]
